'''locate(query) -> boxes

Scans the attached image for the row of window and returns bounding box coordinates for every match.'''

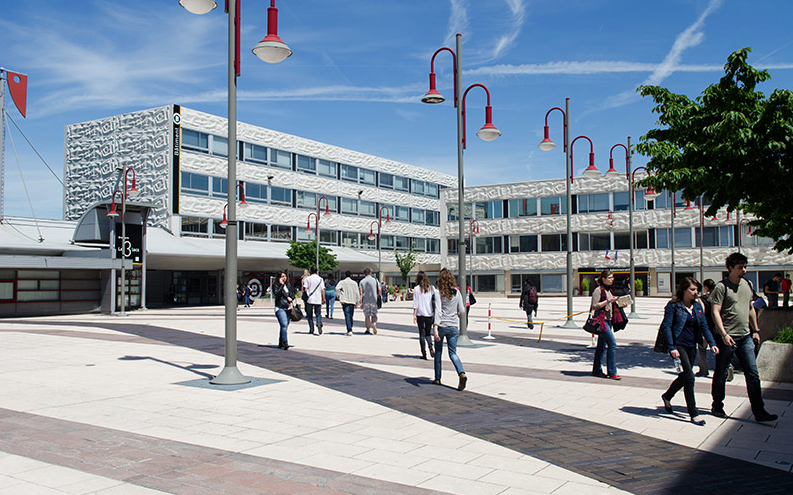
[449,226,772,254]
[180,217,441,253]
[181,171,441,226]
[182,128,443,198]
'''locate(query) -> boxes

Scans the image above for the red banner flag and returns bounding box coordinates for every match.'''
[6,71,27,118]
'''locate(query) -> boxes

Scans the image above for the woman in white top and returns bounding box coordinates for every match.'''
[432,268,467,391]
[412,271,436,360]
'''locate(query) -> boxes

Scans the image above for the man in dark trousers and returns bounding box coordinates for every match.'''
[519,279,539,329]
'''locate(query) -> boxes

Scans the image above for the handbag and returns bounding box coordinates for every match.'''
[377,294,382,309]
[583,311,606,335]
[653,324,669,353]
[469,292,477,305]
[612,306,629,332]
[290,305,304,322]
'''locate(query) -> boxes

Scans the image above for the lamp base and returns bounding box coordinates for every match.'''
[457,333,475,347]
[210,366,250,385]
[559,318,579,329]
[628,311,643,319]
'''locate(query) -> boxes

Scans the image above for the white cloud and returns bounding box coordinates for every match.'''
[487,0,527,61]
[445,0,470,46]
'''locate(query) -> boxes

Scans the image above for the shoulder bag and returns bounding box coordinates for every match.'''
[290,304,304,322]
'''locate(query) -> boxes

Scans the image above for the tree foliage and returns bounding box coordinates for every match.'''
[285,240,338,272]
[636,47,793,252]
[394,246,418,287]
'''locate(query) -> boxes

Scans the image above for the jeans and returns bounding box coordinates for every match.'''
[326,293,336,317]
[712,334,765,415]
[784,291,790,308]
[306,303,323,333]
[434,326,465,380]
[275,308,290,343]
[416,315,434,357]
[342,303,355,332]
[592,321,617,376]
[663,345,698,417]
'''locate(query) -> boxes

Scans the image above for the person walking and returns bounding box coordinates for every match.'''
[591,269,628,380]
[432,268,467,391]
[519,279,539,329]
[660,277,719,425]
[271,270,294,350]
[243,283,252,308]
[412,271,436,360]
[781,274,791,308]
[336,271,360,335]
[464,284,475,325]
[302,266,325,335]
[359,268,379,334]
[763,273,782,309]
[696,279,717,377]
[325,276,337,319]
[710,252,778,422]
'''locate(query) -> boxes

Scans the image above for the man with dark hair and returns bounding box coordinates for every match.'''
[696,279,717,377]
[359,268,380,334]
[763,273,783,309]
[336,270,360,336]
[782,274,792,308]
[302,266,325,335]
[710,252,777,422]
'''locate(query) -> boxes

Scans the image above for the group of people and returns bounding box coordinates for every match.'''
[761,272,791,309]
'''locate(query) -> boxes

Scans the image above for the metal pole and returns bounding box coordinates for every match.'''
[562,97,577,328]
[119,164,127,317]
[212,0,248,385]
[315,204,320,271]
[627,136,638,318]
[736,210,742,254]
[0,69,5,219]
[377,216,382,281]
[699,194,704,282]
[670,191,676,292]
[455,34,472,346]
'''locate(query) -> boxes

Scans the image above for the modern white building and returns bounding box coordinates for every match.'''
[442,176,793,297]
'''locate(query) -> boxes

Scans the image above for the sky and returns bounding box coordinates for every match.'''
[2,0,793,220]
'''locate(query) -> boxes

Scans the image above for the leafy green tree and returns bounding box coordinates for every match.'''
[394,246,418,287]
[285,240,338,272]
[636,47,793,252]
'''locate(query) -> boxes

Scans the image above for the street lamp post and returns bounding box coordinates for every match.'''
[670,191,677,291]
[738,217,752,254]
[368,206,390,282]
[180,0,291,385]
[107,165,138,317]
[539,100,600,328]
[306,196,330,270]
[219,183,249,229]
[422,33,501,346]
[468,218,479,292]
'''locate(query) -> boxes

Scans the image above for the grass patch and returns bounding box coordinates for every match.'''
[773,327,793,344]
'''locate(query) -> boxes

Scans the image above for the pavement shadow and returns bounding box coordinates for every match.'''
[119,355,216,379]
[621,405,691,423]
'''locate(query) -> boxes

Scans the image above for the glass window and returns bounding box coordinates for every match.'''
[322,195,337,213]
[656,228,669,249]
[411,208,426,224]
[271,224,292,241]
[540,196,567,215]
[318,159,336,178]
[411,179,425,195]
[341,198,358,214]
[379,172,394,189]
[613,231,630,250]
[633,189,648,210]
[508,198,537,217]
[426,238,440,254]
[296,191,317,209]
[654,191,672,209]
[341,164,358,182]
[613,192,630,212]
[475,200,503,219]
[426,210,440,226]
[579,232,610,251]
[699,226,719,247]
[381,235,394,249]
[541,274,564,293]
[578,193,609,213]
[475,236,502,254]
[270,186,292,206]
[245,182,267,204]
[296,154,316,174]
[243,142,268,164]
[393,205,410,222]
[341,232,359,248]
[181,216,209,236]
[634,230,648,249]
[244,222,268,240]
[394,236,409,250]
[394,176,409,192]
[447,204,459,221]
[675,228,693,248]
[360,169,376,185]
[211,135,228,157]
[510,234,538,253]
[212,177,228,199]
[541,234,565,251]
[212,219,227,236]
[720,226,734,247]
[363,232,377,249]
[319,230,337,245]
[412,238,426,252]
[360,200,377,217]
[181,172,209,194]
[426,183,439,198]
[296,228,314,242]
[182,129,209,152]
[271,149,292,169]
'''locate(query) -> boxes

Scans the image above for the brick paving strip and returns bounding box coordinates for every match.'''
[0,408,449,495]
[6,321,793,494]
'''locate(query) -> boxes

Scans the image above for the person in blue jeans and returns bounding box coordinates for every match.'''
[590,270,628,380]
[336,271,360,335]
[325,277,337,319]
[271,270,294,350]
[432,268,467,391]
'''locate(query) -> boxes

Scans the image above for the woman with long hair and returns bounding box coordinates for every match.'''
[591,269,626,380]
[432,268,467,391]
[271,270,294,350]
[660,277,719,425]
[412,271,435,360]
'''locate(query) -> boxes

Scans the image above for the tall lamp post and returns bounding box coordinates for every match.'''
[107,164,138,317]
[539,100,599,328]
[738,217,752,254]
[468,218,479,292]
[669,191,677,291]
[305,196,329,270]
[367,206,390,281]
[219,183,249,229]
[622,162,659,316]
[180,0,291,385]
[422,33,501,346]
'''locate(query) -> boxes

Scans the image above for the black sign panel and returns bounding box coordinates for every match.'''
[115,223,143,265]
[172,104,181,214]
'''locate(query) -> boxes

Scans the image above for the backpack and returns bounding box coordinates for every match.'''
[527,286,538,304]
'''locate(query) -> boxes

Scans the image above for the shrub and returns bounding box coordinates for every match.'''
[581,277,590,292]
[634,278,644,292]
[773,327,793,344]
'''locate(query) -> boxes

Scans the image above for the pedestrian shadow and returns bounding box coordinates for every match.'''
[392,354,427,360]
[119,355,216,378]
[620,405,691,423]
[553,342,685,372]
[404,377,433,387]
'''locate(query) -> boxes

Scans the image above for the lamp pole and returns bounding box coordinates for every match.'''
[468,218,479,293]
[118,165,138,316]
[180,0,291,385]
[540,100,600,328]
[310,196,329,270]
[377,206,390,281]
[421,33,500,346]
[670,191,676,291]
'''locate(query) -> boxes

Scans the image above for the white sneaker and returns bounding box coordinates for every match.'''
[727,365,734,382]
[346,331,352,336]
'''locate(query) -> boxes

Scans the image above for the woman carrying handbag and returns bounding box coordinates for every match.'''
[272,270,295,350]
[591,270,628,380]
[660,277,719,425]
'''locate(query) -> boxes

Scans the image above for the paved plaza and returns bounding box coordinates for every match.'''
[1,296,792,494]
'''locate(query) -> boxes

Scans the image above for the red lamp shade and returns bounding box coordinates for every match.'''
[252,1,292,63]
[538,125,555,151]
[582,153,600,178]
[421,72,445,104]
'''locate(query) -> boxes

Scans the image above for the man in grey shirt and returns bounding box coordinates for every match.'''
[359,268,379,334]
[710,252,777,422]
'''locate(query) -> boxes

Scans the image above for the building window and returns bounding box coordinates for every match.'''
[578,232,610,251]
[381,235,394,249]
[296,191,317,210]
[426,238,440,254]
[243,142,268,164]
[211,177,228,199]
[244,222,268,240]
[508,198,537,217]
[360,168,376,185]
[412,238,426,252]
[296,154,316,174]
[509,234,538,253]
[426,183,439,198]
[271,149,292,170]
[340,164,358,182]
[379,172,394,189]
[475,236,502,254]
[540,196,567,215]
[181,216,209,237]
[211,136,228,157]
[394,236,409,250]
[394,175,410,192]
[426,210,440,226]
[341,197,358,215]
[613,231,630,250]
[541,234,566,251]
[245,182,267,204]
[341,232,359,248]
[320,230,338,245]
[181,171,209,195]
[634,230,649,249]
[475,200,504,219]
[270,186,292,206]
[360,200,377,217]
[542,274,564,293]
[577,193,609,213]
[182,129,209,153]
[16,271,60,302]
[411,179,426,195]
[411,208,426,224]
[393,205,410,222]
[318,159,336,178]
[271,224,292,241]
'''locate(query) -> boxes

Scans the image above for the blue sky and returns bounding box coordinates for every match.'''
[2,0,793,219]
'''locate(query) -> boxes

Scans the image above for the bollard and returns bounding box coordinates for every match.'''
[483,303,495,340]
[586,333,597,348]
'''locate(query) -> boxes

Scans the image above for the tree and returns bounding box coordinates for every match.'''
[285,240,338,272]
[394,246,418,287]
[636,47,793,252]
